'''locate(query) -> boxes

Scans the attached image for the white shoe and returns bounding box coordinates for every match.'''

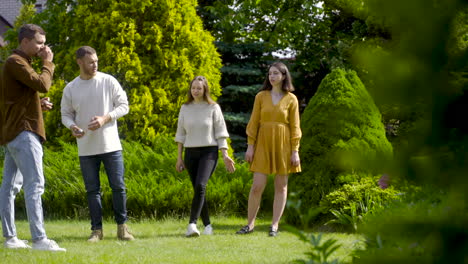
[32,238,66,252]
[185,223,200,237]
[203,224,213,235]
[4,237,31,249]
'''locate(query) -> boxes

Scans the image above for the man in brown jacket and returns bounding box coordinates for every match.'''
[0,24,65,251]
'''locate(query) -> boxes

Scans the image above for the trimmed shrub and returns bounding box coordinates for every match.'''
[0,136,265,219]
[289,68,393,221]
[319,174,401,214]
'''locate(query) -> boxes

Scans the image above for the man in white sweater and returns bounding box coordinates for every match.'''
[61,46,134,242]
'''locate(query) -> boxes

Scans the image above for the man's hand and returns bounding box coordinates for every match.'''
[70,125,85,138]
[88,114,111,131]
[40,97,53,111]
[38,45,54,62]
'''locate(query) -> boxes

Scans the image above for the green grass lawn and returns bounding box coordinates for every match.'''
[0,217,362,264]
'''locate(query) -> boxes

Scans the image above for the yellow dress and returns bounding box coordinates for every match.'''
[246,90,302,174]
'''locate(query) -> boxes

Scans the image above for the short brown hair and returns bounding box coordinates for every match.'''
[18,24,45,43]
[76,46,96,59]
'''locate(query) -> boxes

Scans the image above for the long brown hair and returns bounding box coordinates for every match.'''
[185,76,216,104]
[260,62,295,92]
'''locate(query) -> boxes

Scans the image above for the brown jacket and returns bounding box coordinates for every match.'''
[0,49,55,145]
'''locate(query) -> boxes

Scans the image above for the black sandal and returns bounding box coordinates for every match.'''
[269,226,278,237]
[236,225,254,235]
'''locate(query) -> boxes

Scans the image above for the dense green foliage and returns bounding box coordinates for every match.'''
[319,175,400,214]
[31,0,222,145]
[2,0,468,262]
[292,233,342,264]
[328,0,468,263]
[352,189,467,264]
[289,68,392,222]
[216,42,275,155]
[214,42,303,156]
[0,136,274,219]
[197,0,380,104]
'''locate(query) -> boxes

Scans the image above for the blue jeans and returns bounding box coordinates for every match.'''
[79,150,128,230]
[0,131,46,241]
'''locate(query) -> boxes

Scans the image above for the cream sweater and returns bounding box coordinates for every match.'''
[61,72,129,156]
[175,102,229,149]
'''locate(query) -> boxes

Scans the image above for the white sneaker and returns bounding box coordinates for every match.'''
[185,223,200,237]
[4,237,31,249]
[32,238,66,252]
[203,224,213,235]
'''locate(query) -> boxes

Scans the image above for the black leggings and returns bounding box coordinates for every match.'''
[184,146,218,226]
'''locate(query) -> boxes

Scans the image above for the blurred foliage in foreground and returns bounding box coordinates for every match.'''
[289,0,468,263]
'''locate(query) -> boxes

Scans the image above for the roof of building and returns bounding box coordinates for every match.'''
[0,0,22,26]
[0,15,13,28]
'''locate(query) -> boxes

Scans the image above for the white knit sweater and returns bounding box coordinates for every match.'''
[61,72,129,156]
[175,102,229,149]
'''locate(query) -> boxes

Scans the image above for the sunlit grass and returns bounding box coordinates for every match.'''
[0,216,362,264]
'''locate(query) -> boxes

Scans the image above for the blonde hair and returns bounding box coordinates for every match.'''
[185,76,216,104]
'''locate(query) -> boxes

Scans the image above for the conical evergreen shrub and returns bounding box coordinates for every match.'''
[290,68,393,215]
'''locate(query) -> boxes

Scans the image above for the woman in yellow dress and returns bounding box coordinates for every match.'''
[236,62,301,237]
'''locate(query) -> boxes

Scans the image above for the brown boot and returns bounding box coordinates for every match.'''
[87,229,103,243]
[117,224,135,241]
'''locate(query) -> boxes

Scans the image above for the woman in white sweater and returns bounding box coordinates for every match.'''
[175,76,236,237]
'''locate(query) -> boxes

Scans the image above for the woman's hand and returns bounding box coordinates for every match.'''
[223,155,236,173]
[245,144,255,163]
[176,158,185,173]
[220,149,236,173]
[291,151,300,167]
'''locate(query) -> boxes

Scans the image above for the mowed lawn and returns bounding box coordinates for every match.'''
[0,217,362,264]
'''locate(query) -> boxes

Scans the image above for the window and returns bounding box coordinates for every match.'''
[35,4,43,13]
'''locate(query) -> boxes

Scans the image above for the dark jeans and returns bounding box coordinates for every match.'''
[184,146,218,226]
[79,150,127,230]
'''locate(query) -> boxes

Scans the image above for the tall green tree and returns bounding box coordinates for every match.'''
[197,0,381,103]
[35,0,222,145]
[216,42,277,155]
[197,1,331,153]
